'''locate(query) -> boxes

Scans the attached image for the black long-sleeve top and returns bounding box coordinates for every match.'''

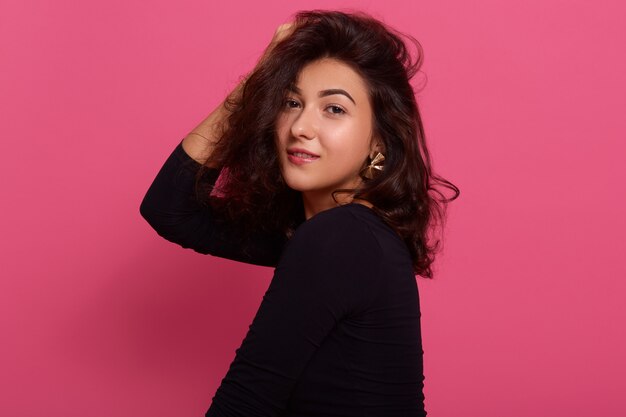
[140,140,427,416]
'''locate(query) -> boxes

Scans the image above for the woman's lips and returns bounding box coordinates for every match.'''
[287,149,319,165]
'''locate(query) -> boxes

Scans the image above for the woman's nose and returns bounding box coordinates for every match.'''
[290,107,317,140]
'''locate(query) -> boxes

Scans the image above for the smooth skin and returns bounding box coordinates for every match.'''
[275,57,382,219]
[182,23,381,220]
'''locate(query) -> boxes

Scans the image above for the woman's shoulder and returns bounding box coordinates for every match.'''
[276,204,385,290]
[286,203,401,258]
[275,203,413,300]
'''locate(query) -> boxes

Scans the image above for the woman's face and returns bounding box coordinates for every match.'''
[275,58,379,199]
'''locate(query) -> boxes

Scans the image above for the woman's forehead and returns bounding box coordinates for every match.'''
[291,58,369,102]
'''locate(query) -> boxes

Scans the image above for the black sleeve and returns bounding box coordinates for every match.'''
[139,140,286,267]
[204,209,383,417]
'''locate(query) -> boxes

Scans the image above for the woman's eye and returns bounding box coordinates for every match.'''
[285,99,300,109]
[327,105,345,115]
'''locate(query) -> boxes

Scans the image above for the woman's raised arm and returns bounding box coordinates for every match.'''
[139,23,295,267]
[183,21,295,165]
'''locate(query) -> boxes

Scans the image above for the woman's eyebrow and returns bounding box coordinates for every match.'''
[319,89,356,105]
[288,85,356,105]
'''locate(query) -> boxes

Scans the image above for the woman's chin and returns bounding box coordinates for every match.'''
[283,178,315,193]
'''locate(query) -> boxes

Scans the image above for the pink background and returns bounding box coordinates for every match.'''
[1,0,624,416]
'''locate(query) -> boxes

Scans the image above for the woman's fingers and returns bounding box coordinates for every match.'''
[255,22,295,68]
[271,22,294,45]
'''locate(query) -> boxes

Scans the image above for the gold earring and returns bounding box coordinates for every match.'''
[362,152,385,179]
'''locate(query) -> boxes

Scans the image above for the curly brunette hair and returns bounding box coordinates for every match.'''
[197,10,459,278]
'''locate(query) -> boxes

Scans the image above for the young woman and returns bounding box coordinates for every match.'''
[141,10,459,417]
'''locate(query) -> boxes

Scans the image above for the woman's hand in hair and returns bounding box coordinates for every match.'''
[273,22,295,44]
[254,21,295,69]
[182,22,295,166]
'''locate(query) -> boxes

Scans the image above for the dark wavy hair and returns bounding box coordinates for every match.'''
[196,10,459,278]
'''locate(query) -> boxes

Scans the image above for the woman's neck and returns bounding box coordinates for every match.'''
[301,190,372,220]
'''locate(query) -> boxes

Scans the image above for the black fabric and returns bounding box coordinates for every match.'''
[140,141,427,416]
[139,140,287,267]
